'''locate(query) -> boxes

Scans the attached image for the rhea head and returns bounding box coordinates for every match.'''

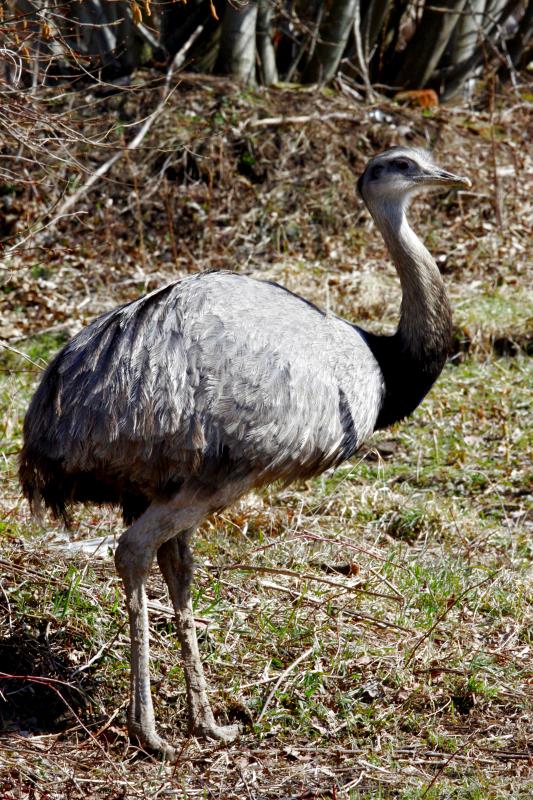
[357,147,471,211]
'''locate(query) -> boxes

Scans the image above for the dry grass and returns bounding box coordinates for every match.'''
[0,75,531,799]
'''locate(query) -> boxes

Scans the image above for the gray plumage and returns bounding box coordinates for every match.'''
[19,148,470,758]
[22,273,381,519]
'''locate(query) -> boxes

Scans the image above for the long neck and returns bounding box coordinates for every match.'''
[364,200,453,429]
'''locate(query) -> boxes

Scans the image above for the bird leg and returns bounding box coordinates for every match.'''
[157,530,240,743]
[117,561,176,759]
[115,499,207,759]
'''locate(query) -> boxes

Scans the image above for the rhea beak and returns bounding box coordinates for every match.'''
[416,167,472,190]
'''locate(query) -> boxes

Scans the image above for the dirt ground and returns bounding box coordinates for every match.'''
[0,74,531,799]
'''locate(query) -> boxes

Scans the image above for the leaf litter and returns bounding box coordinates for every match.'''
[0,74,531,799]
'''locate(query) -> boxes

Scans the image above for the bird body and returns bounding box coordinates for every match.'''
[19,147,470,757]
[21,271,383,523]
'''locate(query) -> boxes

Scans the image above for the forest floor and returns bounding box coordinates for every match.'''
[0,74,531,799]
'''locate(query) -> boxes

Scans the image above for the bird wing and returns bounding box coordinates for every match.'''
[26,272,383,494]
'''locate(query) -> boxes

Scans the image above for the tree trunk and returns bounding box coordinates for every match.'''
[303,0,358,84]
[257,0,278,84]
[361,0,392,57]
[69,0,149,76]
[111,1,152,74]
[506,0,533,70]
[71,0,116,59]
[160,0,208,56]
[216,1,258,85]
[395,0,467,88]
[439,0,522,97]
[352,0,375,97]
[445,0,487,67]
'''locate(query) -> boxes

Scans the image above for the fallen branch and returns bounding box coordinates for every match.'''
[260,579,413,633]
[248,111,358,128]
[221,562,402,602]
[256,645,314,722]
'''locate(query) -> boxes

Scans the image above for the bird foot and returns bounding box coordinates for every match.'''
[191,721,241,743]
[129,723,177,761]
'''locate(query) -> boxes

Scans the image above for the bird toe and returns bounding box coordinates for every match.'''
[192,721,241,743]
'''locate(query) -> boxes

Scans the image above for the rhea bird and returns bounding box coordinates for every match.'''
[20,147,469,758]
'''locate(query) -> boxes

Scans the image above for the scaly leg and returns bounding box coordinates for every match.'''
[157,530,240,742]
[115,499,205,758]
[116,561,176,758]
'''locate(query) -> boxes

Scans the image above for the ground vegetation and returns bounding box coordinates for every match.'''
[0,67,531,799]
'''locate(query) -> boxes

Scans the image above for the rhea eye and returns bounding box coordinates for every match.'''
[371,165,383,180]
[394,159,410,171]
